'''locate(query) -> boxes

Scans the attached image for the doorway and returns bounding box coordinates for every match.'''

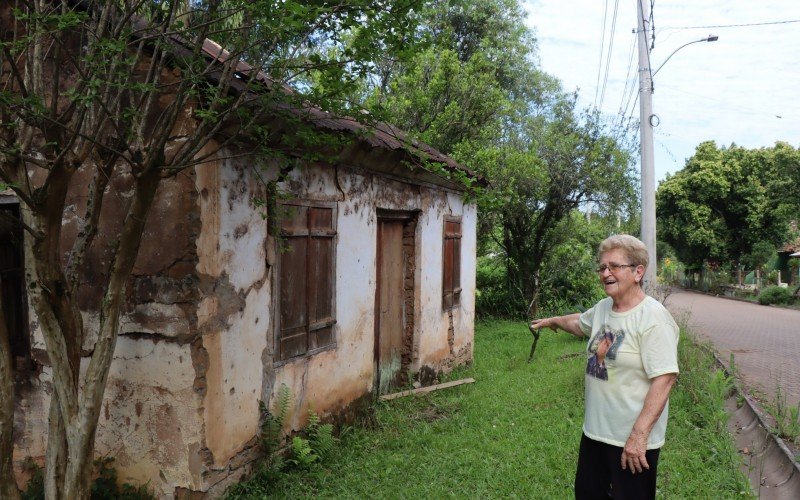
[0,202,30,371]
[374,210,416,395]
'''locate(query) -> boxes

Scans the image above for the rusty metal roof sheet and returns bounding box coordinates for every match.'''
[779,237,800,253]
[199,39,485,187]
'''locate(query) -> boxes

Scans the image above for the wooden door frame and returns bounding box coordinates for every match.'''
[373,209,418,395]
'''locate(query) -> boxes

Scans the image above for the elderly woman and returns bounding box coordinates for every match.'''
[531,234,679,500]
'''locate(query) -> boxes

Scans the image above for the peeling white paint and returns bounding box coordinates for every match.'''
[216,158,267,292]
[202,284,270,467]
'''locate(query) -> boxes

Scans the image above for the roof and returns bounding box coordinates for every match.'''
[53,2,484,189]
[779,237,800,254]
[198,39,486,188]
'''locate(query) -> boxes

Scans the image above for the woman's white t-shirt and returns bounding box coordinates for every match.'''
[579,296,680,449]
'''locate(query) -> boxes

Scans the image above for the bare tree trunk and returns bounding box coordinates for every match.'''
[25,170,161,500]
[44,397,67,500]
[0,278,21,499]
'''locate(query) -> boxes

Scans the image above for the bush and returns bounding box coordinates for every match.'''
[757,285,794,305]
[765,270,779,286]
[475,255,525,318]
[538,241,604,315]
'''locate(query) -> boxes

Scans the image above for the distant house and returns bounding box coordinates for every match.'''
[777,236,800,285]
[4,38,481,498]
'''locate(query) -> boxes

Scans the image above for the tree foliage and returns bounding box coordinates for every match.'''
[345,0,638,316]
[656,141,799,271]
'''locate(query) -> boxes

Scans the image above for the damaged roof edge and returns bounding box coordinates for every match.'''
[54,2,486,189]
[197,38,488,189]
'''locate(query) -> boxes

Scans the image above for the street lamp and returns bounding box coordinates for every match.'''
[637,0,718,291]
[653,35,719,77]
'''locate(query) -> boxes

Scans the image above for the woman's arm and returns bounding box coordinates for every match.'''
[621,372,678,473]
[530,313,585,338]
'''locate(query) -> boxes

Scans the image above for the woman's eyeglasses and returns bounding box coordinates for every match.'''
[596,263,637,273]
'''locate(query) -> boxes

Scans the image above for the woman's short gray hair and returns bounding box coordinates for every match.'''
[597,234,649,270]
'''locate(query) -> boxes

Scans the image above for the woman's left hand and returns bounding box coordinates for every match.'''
[621,429,649,474]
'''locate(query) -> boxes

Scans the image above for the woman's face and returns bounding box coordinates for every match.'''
[597,248,642,301]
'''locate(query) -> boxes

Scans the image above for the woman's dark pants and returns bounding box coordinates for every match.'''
[574,434,660,500]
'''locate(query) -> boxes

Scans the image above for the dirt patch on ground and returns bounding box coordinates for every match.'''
[409,401,460,424]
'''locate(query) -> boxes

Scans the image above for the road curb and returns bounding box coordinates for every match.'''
[709,349,800,498]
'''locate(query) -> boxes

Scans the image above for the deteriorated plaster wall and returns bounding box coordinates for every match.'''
[13,155,210,497]
[12,149,476,497]
[414,190,477,372]
[400,219,417,387]
[194,154,271,490]
[262,162,476,428]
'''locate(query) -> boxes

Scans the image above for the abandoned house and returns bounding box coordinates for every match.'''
[3,34,481,497]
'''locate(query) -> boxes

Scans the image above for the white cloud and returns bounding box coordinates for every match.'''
[522,0,800,182]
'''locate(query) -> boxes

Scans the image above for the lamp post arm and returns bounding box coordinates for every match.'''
[653,36,718,77]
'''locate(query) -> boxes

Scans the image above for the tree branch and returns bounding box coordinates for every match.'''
[65,158,115,294]
[76,168,160,477]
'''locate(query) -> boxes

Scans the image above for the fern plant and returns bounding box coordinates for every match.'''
[260,384,292,470]
[284,409,337,469]
[307,409,335,462]
[287,436,318,469]
[257,387,338,472]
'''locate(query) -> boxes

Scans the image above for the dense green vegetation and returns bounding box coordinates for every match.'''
[757,285,797,306]
[227,321,752,498]
[341,0,639,317]
[657,141,800,273]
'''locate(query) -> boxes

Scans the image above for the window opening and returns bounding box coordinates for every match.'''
[276,202,336,361]
[442,216,462,309]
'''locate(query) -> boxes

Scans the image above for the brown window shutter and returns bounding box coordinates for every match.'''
[279,241,308,358]
[443,217,462,309]
[278,203,337,361]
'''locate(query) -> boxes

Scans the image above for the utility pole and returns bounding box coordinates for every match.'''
[636,0,657,290]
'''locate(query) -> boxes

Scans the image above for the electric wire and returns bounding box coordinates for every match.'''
[649,0,656,50]
[642,0,654,90]
[594,0,610,108]
[660,19,800,31]
[616,32,637,121]
[599,0,620,110]
[619,0,652,134]
[615,33,643,139]
[622,92,639,136]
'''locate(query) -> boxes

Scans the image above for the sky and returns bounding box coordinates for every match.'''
[521,0,800,184]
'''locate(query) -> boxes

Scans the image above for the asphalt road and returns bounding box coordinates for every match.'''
[665,288,800,410]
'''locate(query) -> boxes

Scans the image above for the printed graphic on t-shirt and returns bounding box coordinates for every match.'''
[586,327,625,381]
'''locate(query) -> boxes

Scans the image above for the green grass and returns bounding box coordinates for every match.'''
[227,320,752,499]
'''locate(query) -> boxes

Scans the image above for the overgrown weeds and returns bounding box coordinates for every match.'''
[228,321,752,498]
[226,385,337,498]
[666,332,752,496]
[764,384,800,446]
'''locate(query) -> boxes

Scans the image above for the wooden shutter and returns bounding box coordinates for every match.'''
[279,205,309,359]
[278,203,336,361]
[443,217,462,309]
[307,207,335,350]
